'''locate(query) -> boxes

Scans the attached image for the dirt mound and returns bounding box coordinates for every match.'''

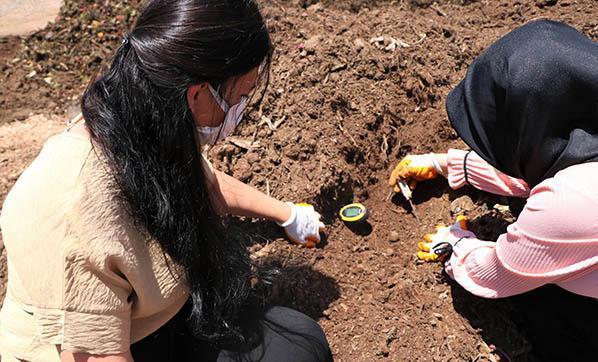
[0,0,143,122]
[1,0,597,360]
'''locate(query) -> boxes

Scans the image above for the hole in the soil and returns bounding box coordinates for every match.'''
[365,113,383,131]
[330,95,351,116]
[342,145,365,164]
[315,175,354,225]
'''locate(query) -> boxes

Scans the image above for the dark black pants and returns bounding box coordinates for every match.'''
[131,306,333,362]
[511,285,598,362]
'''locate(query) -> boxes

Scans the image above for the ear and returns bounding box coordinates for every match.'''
[187,83,207,109]
[187,83,209,124]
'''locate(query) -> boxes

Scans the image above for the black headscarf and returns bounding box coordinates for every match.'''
[446,19,598,187]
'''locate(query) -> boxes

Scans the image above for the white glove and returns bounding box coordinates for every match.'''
[417,216,475,262]
[278,203,325,248]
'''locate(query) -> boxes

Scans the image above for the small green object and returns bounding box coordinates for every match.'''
[339,203,368,223]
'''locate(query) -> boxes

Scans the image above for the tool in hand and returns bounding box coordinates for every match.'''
[417,215,470,262]
[397,179,420,224]
[339,203,369,224]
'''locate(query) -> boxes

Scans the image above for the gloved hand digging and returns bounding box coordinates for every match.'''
[388,154,444,191]
[278,203,325,248]
[417,215,475,261]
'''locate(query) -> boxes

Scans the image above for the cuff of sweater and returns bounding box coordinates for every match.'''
[447,149,469,190]
[444,239,500,298]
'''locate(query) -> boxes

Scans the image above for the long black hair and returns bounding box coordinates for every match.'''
[81,0,273,346]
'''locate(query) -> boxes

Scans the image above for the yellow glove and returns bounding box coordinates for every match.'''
[417,215,474,262]
[388,154,442,192]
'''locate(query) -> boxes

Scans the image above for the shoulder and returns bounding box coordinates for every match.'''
[518,162,598,240]
[0,132,93,231]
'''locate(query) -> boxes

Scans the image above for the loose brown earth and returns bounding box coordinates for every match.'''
[1,1,596,361]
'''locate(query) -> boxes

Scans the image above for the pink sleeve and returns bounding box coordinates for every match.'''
[447,149,530,197]
[445,176,598,298]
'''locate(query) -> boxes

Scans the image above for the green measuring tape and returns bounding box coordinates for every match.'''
[339,203,368,223]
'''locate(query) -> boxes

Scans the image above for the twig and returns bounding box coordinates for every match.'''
[381,134,389,159]
[431,4,447,17]
[336,113,359,148]
[385,189,394,202]
[413,33,427,45]
[266,179,271,197]
[228,137,260,151]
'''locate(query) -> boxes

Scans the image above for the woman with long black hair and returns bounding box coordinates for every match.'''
[0,1,330,361]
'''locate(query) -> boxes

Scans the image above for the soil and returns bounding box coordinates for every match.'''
[0,0,63,37]
[1,0,597,361]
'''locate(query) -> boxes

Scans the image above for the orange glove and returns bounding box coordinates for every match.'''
[417,216,475,262]
[389,154,443,192]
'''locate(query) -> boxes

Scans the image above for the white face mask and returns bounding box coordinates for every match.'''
[196,84,248,145]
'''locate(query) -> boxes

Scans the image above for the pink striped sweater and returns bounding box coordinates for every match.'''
[443,149,598,299]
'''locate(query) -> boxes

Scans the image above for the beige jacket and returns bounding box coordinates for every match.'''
[0,129,208,360]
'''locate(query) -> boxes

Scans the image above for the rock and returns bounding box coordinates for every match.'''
[217,144,237,159]
[233,159,252,182]
[353,38,367,52]
[450,195,475,215]
[493,203,509,213]
[246,152,260,164]
[303,36,320,54]
[386,326,398,346]
[477,341,493,354]
[389,231,400,242]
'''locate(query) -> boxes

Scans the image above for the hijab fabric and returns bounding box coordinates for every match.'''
[446,20,598,187]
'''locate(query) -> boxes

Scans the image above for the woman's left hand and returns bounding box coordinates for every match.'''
[417,216,475,262]
[279,203,325,248]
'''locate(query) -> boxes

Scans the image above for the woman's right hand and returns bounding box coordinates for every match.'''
[279,203,325,248]
[388,154,446,191]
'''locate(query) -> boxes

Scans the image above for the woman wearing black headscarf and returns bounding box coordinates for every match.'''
[389,19,597,359]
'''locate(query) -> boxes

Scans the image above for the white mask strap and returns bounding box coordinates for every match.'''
[208,84,230,113]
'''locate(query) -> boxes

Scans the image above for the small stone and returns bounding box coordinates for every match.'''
[433,312,443,320]
[246,152,260,164]
[450,195,475,215]
[303,36,320,54]
[389,231,400,242]
[493,203,509,212]
[477,341,492,354]
[233,159,252,182]
[353,38,367,52]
